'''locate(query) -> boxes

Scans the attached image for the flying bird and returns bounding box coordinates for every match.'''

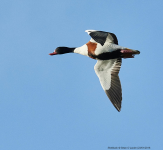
[49,30,140,112]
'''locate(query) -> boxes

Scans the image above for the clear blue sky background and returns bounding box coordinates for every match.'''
[1,0,163,150]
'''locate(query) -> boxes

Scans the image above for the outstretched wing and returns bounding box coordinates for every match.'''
[85,30,118,46]
[94,58,122,111]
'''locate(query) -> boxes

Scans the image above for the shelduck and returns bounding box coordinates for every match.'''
[49,30,140,112]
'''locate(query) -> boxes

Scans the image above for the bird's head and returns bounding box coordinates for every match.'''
[49,47,75,55]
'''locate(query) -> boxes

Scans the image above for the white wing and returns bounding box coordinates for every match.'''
[94,58,122,111]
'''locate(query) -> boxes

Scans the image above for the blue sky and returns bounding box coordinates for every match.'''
[1,0,163,149]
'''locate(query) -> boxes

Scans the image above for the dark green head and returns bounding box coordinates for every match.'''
[49,47,75,55]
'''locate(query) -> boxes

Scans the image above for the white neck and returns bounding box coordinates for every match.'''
[74,44,89,57]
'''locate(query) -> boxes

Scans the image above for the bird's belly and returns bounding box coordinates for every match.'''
[96,50,121,60]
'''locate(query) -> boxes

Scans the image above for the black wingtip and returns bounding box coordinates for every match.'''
[89,31,108,46]
[116,108,121,112]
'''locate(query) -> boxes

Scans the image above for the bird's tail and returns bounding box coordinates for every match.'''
[121,49,140,58]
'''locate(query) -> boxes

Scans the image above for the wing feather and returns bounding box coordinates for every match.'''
[94,58,122,111]
[85,30,118,45]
